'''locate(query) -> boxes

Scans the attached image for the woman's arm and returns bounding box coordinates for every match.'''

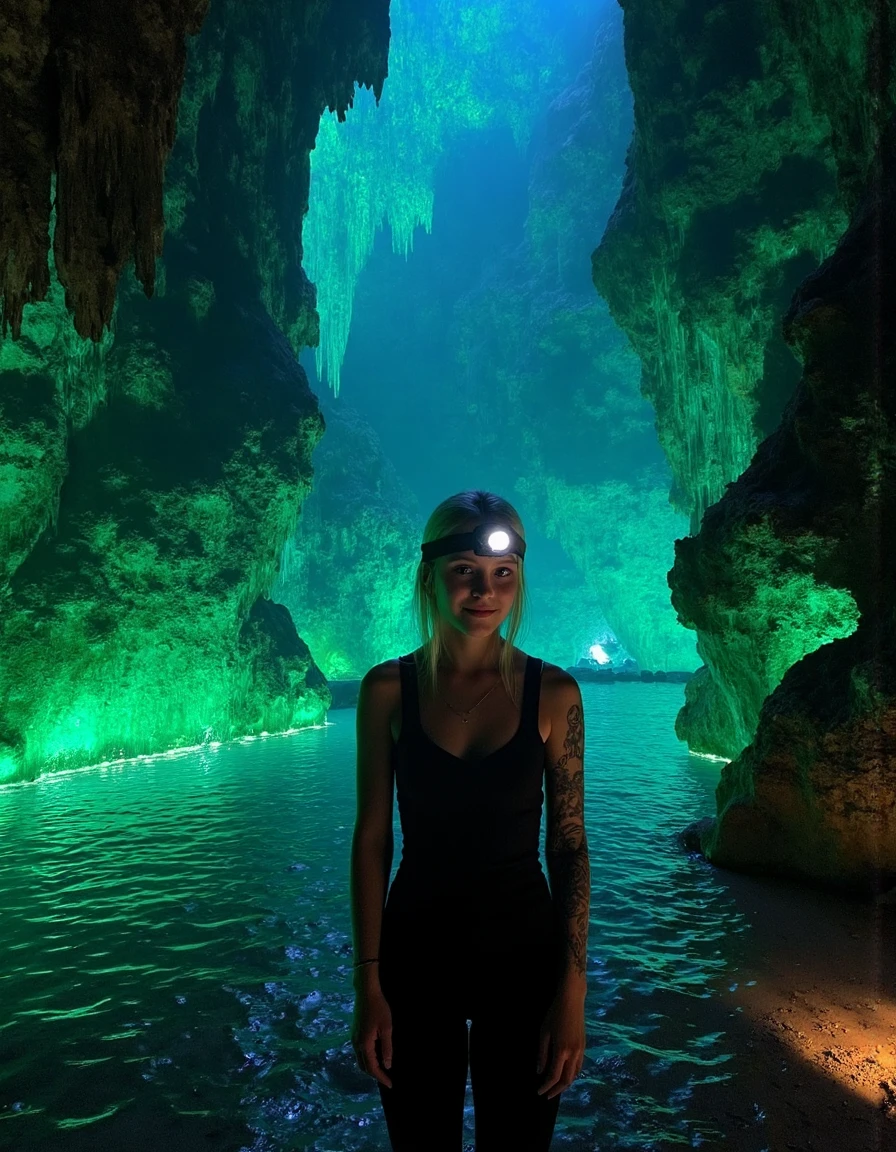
[543,671,590,993]
[350,664,397,993]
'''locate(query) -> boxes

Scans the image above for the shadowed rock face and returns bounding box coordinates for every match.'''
[598,0,894,890]
[689,125,896,893]
[0,1,390,782]
[0,0,210,340]
[593,0,891,762]
[593,0,857,535]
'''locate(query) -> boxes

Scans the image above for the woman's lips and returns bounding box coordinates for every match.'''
[464,608,496,615]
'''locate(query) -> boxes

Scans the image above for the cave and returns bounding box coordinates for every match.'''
[0,0,894,1148]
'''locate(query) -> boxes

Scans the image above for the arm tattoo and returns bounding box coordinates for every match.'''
[545,703,590,980]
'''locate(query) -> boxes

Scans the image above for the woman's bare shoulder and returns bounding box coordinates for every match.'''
[362,658,401,681]
[360,657,403,695]
[535,658,577,689]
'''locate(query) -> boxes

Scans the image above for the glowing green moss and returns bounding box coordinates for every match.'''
[646,199,847,532]
[0,465,328,785]
[673,519,861,759]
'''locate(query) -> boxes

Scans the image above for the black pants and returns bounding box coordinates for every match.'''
[377,902,563,1151]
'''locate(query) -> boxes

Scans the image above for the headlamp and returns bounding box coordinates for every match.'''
[420,522,526,563]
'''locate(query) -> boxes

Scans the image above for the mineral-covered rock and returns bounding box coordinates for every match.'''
[691,125,896,892]
[596,0,890,759]
[0,0,210,340]
[0,279,329,782]
[595,0,895,890]
[594,0,853,531]
[237,598,330,735]
[274,397,421,680]
[0,1,390,782]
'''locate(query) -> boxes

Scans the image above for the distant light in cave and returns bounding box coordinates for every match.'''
[589,643,611,664]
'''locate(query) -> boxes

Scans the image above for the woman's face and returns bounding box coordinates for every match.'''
[427,525,520,637]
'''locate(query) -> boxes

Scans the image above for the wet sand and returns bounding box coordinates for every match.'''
[695,868,896,1152]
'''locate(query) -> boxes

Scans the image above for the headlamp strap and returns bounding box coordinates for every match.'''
[420,523,526,563]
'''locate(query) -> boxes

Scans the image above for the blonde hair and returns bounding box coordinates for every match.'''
[413,490,529,703]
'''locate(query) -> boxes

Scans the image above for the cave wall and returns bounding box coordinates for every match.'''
[273,396,422,680]
[595,0,891,761]
[597,0,895,890]
[0,0,390,782]
[689,118,895,892]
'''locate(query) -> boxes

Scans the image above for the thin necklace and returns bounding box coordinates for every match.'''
[443,674,502,724]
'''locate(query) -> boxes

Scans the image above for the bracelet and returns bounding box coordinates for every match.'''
[353,957,380,969]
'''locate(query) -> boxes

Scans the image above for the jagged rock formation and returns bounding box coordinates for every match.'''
[600,0,895,891]
[595,0,891,762]
[686,119,896,893]
[0,0,210,340]
[0,1,390,782]
[238,598,330,734]
[273,397,422,679]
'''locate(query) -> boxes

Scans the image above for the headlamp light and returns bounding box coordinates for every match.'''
[420,522,526,563]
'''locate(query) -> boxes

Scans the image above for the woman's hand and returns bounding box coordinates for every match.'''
[536,984,586,1099]
[351,985,394,1089]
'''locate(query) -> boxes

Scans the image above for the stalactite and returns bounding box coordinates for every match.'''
[0,0,391,784]
[0,0,210,341]
[0,201,113,588]
[304,0,561,395]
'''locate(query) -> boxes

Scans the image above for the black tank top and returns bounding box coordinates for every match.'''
[385,651,552,926]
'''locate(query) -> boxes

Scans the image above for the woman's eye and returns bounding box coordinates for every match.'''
[452,566,513,576]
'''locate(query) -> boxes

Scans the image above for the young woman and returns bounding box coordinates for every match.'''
[350,490,590,1152]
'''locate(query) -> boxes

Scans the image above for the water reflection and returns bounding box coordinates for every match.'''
[0,684,763,1150]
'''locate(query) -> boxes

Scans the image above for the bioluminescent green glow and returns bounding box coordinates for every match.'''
[675,519,862,760]
[0,254,330,785]
[274,490,420,681]
[304,0,561,395]
[522,471,698,673]
[647,206,845,533]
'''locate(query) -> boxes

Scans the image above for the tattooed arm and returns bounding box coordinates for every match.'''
[543,670,590,993]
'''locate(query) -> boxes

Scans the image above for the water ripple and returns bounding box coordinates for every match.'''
[0,684,759,1150]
